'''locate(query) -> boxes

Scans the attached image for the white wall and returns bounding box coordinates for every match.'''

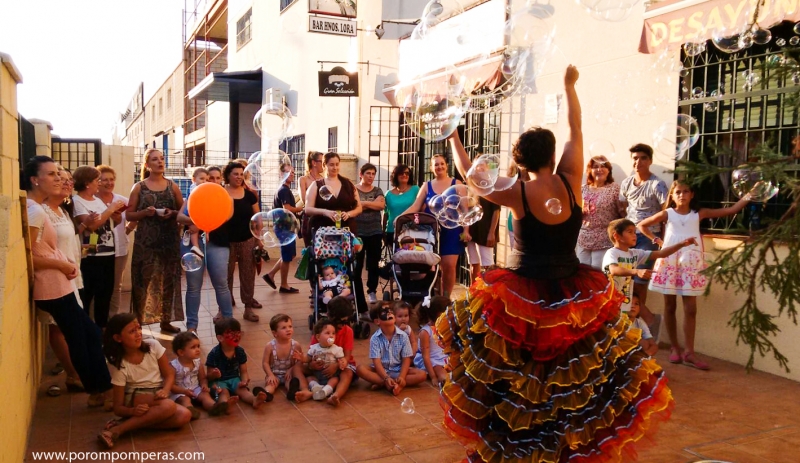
[237,102,260,154]
[206,101,230,157]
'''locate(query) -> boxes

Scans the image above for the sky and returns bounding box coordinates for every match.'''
[0,0,185,142]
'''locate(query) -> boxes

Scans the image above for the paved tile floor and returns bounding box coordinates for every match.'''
[25,268,800,462]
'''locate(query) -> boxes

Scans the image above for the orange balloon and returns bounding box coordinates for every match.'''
[188,183,234,232]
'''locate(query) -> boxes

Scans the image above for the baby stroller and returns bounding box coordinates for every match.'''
[391,212,441,306]
[308,225,370,339]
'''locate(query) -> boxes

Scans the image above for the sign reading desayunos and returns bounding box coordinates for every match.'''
[318,66,359,97]
[309,15,356,36]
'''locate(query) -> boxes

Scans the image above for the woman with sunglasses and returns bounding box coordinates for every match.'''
[576,155,625,269]
[383,164,419,250]
[439,66,672,462]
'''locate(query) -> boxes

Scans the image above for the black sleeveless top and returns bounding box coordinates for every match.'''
[508,174,583,279]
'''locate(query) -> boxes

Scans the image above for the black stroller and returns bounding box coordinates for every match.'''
[307,225,370,339]
[390,212,441,306]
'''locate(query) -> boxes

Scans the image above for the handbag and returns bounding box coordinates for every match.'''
[294,247,311,280]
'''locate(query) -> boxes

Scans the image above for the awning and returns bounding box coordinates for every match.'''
[383,54,504,107]
[187,70,262,103]
[639,0,800,54]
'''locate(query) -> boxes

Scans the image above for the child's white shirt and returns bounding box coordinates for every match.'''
[108,338,165,393]
[602,247,651,313]
[308,343,344,367]
[631,317,653,340]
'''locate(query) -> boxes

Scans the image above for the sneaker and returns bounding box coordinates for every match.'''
[311,384,326,401]
[368,292,377,304]
[190,245,204,258]
[182,230,191,246]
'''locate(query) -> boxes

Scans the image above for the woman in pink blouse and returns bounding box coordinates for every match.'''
[24,156,112,407]
[576,155,625,269]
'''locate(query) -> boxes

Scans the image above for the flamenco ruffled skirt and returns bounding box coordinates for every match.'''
[435,265,673,463]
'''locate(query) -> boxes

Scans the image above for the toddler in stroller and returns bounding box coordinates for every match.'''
[319,265,351,304]
[391,213,441,306]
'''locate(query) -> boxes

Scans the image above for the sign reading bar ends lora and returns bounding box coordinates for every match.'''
[318,66,358,97]
[308,16,356,37]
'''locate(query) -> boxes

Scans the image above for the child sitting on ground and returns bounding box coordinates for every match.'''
[258,314,311,403]
[319,265,351,304]
[629,293,658,356]
[98,314,191,448]
[356,305,427,395]
[306,319,347,401]
[206,318,268,415]
[392,301,417,355]
[169,331,215,420]
[183,166,208,257]
[414,296,450,388]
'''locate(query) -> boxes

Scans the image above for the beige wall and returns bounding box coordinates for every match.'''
[145,61,185,151]
[102,145,137,291]
[0,52,42,463]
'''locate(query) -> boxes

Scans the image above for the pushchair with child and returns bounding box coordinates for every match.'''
[308,225,370,339]
[390,212,441,306]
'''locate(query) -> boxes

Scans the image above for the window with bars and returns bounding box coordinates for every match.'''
[681,21,799,233]
[236,8,252,50]
[51,139,103,171]
[328,127,338,152]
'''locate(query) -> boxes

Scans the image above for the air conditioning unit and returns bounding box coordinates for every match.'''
[265,88,283,106]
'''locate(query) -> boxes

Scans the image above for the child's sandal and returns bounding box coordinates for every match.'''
[97,430,119,449]
[209,401,228,416]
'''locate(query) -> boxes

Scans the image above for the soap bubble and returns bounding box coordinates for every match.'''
[427,194,445,217]
[466,154,501,194]
[777,38,787,46]
[589,140,616,159]
[712,25,747,53]
[545,198,562,215]
[691,87,705,99]
[181,253,203,272]
[752,29,772,45]
[250,209,300,248]
[243,151,288,191]
[460,205,484,227]
[731,169,779,202]
[415,0,465,39]
[766,54,785,67]
[405,95,465,141]
[401,397,415,414]
[652,123,689,161]
[704,102,718,112]
[677,114,700,148]
[319,185,334,201]
[254,102,294,148]
[684,42,706,57]
[791,36,800,46]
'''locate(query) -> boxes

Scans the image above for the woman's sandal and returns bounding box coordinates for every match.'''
[47,385,62,397]
[682,352,710,370]
[243,310,259,322]
[97,430,119,449]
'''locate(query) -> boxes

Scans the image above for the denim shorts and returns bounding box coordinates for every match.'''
[633,233,659,285]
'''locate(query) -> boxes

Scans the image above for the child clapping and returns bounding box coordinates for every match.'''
[206,318,268,414]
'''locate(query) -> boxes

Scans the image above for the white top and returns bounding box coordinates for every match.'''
[307,343,344,367]
[108,338,166,393]
[43,204,83,289]
[631,317,653,340]
[602,247,651,313]
[105,193,129,257]
[170,357,201,391]
[413,324,448,369]
[662,209,702,248]
[72,195,116,257]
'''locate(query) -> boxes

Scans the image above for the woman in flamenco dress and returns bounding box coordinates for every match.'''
[439,65,673,463]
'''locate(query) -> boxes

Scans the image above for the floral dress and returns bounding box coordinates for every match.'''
[130,180,183,324]
[649,209,707,296]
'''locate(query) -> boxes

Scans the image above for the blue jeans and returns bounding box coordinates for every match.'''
[184,239,233,329]
[633,232,659,285]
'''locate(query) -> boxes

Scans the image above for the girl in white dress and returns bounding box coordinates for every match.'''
[637,180,750,370]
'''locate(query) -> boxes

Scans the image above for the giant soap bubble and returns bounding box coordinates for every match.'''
[250,208,300,248]
[731,168,779,202]
[254,102,294,148]
[244,151,291,191]
[181,253,203,272]
[466,154,500,195]
[434,184,484,228]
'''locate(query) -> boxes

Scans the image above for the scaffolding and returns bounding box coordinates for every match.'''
[182,0,229,166]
